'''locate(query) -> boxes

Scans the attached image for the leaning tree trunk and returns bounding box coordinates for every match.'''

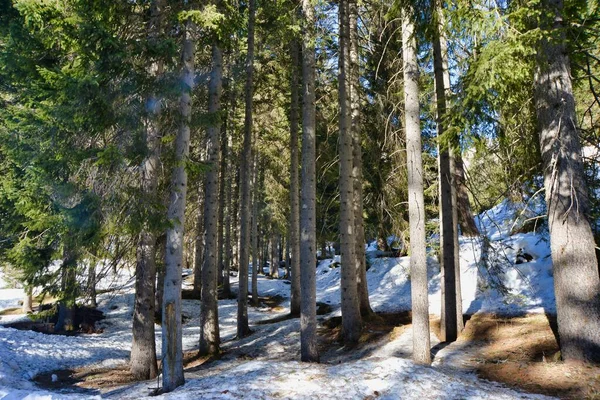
[349,0,372,319]
[162,15,195,392]
[237,0,256,338]
[534,0,600,363]
[402,10,431,365]
[433,1,458,342]
[289,38,301,315]
[199,43,223,357]
[130,2,163,379]
[339,0,362,344]
[300,0,319,362]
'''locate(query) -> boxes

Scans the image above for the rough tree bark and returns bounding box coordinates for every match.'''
[440,32,464,335]
[454,155,478,236]
[199,43,222,357]
[432,2,458,342]
[339,0,362,344]
[161,15,195,392]
[193,186,204,294]
[22,287,33,313]
[349,0,372,319]
[300,0,319,362]
[237,0,256,338]
[130,2,163,380]
[88,260,97,308]
[222,90,236,299]
[270,233,279,278]
[402,10,432,365]
[154,234,166,321]
[56,246,76,332]
[289,38,301,316]
[251,153,259,306]
[217,123,227,288]
[534,0,600,363]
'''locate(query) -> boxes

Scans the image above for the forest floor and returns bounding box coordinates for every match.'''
[2,199,599,399]
[31,306,600,399]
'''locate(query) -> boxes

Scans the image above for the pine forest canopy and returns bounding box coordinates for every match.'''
[0,0,599,393]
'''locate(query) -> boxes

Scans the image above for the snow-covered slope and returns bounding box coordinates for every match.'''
[0,199,556,399]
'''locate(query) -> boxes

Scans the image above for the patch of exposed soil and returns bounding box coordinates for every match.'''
[319,311,413,347]
[4,305,104,335]
[35,351,214,393]
[456,313,600,399]
[254,294,285,310]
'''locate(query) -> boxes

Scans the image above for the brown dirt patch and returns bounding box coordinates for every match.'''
[254,294,286,310]
[319,311,413,347]
[35,350,213,393]
[458,313,600,399]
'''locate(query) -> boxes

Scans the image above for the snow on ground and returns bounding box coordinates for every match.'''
[0,199,556,399]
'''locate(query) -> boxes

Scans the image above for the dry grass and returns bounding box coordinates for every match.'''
[457,313,600,399]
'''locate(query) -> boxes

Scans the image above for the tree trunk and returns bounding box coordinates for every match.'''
[251,154,259,306]
[56,247,76,332]
[534,0,600,363]
[223,132,235,298]
[130,2,163,377]
[88,261,97,308]
[155,234,166,321]
[161,15,195,392]
[217,121,226,288]
[441,34,464,335]
[289,37,301,316]
[339,0,362,344]
[349,0,372,319]
[131,230,159,379]
[199,43,222,357]
[22,287,33,314]
[193,186,204,294]
[237,0,256,338]
[270,233,279,278]
[454,155,478,236]
[433,2,458,342]
[285,234,291,279]
[402,11,431,365]
[300,0,319,362]
[232,167,240,274]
